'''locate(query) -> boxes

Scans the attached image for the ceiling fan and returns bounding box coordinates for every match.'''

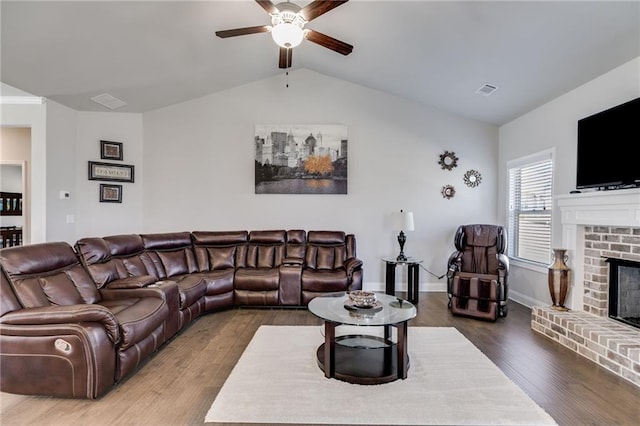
[215,0,353,69]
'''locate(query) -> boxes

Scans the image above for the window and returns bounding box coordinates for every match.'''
[507,150,553,265]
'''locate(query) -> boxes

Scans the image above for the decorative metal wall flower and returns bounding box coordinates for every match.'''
[463,169,482,187]
[438,151,458,171]
[441,185,455,199]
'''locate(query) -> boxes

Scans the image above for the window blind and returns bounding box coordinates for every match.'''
[507,155,553,265]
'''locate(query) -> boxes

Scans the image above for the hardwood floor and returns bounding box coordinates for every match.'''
[1,292,639,425]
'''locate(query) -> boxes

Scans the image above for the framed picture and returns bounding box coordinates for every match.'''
[99,184,122,203]
[88,161,135,183]
[254,124,348,194]
[100,140,123,161]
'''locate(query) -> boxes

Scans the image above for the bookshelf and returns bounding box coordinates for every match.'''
[1,192,23,247]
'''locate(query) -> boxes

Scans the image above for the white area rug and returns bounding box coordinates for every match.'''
[205,326,556,425]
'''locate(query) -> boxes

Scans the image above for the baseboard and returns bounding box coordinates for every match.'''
[365,283,542,308]
[365,282,447,293]
[508,289,548,309]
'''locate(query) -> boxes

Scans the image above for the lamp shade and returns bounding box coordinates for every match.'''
[393,210,415,231]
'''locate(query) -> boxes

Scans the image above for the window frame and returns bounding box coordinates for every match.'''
[506,149,554,270]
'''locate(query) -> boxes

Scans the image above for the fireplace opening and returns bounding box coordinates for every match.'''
[607,257,640,329]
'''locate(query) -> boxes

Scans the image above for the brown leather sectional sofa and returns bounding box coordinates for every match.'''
[0,230,362,399]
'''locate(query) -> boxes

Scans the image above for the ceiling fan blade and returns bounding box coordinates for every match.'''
[279,47,293,69]
[300,0,349,22]
[215,25,270,38]
[255,0,279,15]
[304,29,353,55]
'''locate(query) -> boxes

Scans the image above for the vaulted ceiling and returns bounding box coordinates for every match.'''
[1,1,638,125]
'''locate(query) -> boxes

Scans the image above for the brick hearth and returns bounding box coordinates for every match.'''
[532,307,640,387]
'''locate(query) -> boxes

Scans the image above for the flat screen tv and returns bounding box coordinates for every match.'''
[576,96,640,190]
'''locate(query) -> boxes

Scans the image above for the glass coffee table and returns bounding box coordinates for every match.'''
[308,292,416,385]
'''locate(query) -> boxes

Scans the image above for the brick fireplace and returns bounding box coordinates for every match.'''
[531,188,640,387]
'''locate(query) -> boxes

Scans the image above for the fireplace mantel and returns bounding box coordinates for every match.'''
[556,188,640,310]
[557,188,640,227]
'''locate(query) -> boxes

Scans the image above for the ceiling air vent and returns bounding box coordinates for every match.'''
[475,83,498,96]
[90,93,126,110]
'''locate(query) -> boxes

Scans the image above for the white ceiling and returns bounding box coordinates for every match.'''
[1,1,638,125]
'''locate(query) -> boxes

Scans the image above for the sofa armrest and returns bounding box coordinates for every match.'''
[0,304,119,343]
[447,251,462,273]
[446,251,463,294]
[498,253,510,276]
[104,275,158,289]
[344,257,363,280]
[100,280,177,302]
[101,280,181,341]
[283,257,304,265]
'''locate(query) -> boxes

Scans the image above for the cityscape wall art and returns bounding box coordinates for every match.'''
[254,124,348,194]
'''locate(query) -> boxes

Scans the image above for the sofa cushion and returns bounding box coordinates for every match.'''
[84,262,120,289]
[1,243,102,308]
[76,236,155,288]
[75,237,111,265]
[301,269,348,292]
[199,270,235,296]
[234,268,279,291]
[157,250,189,277]
[307,230,346,244]
[141,232,192,250]
[104,234,145,256]
[305,245,347,270]
[208,246,237,270]
[192,231,248,271]
[1,242,78,276]
[37,275,85,305]
[122,256,153,277]
[285,230,306,259]
[245,245,284,268]
[168,274,207,308]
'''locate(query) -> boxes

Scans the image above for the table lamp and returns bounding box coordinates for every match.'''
[393,210,414,261]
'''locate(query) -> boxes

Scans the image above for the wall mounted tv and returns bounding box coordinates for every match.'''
[576,96,640,190]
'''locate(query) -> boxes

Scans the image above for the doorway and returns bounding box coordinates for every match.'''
[1,127,31,246]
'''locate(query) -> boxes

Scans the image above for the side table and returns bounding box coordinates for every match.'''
[382,257,423,304]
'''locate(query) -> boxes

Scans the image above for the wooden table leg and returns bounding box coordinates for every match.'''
[408,263,419,304]
[384,324,391,341]
[397,321,408,379]
[385,262,397,296]
[324,321,336,378]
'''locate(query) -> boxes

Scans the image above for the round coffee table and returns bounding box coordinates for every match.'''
[308,292,416,385]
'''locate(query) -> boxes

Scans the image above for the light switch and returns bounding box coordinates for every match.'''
[66,214,75,224]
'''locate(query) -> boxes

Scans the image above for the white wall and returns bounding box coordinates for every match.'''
[498,56,640,307]
[143,69,498,290]
[43,103,145,243]
[46,101,77,243]
[74,111,144,238]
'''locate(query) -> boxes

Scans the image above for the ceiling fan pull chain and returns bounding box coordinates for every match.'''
[286,70,289,88]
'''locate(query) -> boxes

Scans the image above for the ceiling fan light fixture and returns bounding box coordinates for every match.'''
[271,22,304,48]
[270,9,305,48]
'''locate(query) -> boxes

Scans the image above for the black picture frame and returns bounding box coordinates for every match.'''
[99,184,122,203]
[88,161,135,183]
[100,140,123,161]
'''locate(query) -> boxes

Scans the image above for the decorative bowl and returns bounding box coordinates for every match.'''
[348,290,377,307]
